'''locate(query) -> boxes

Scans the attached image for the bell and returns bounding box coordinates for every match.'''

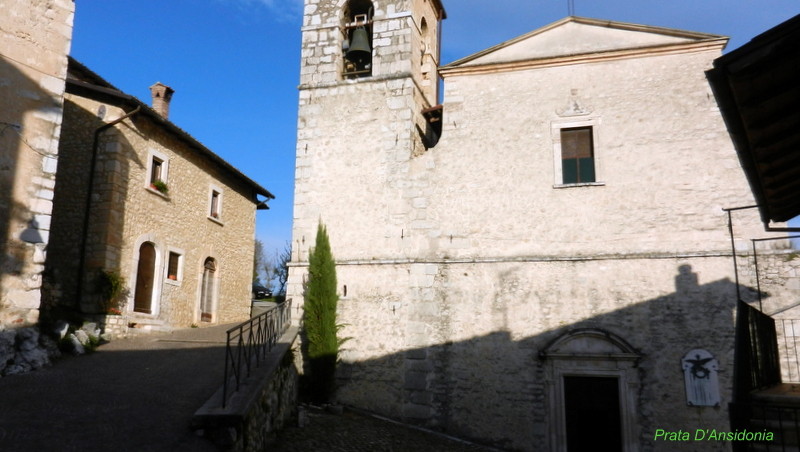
[346,26,371,63]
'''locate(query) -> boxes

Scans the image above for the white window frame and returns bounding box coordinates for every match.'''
[551,117,604,188]
[165,247,184,286]
[208,184,223,224]
[145,148,170,194]
[129,234,163,317]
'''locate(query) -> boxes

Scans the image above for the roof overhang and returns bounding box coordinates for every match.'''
[65,57,275,202]
[708,14,800,225]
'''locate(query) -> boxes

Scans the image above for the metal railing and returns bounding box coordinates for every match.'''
[777,319,800,383]
[222,298,292,408]
[730,402,800,451]
[735,300,781,397]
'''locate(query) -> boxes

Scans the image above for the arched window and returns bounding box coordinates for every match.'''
[200,257,217,322]
[342,0,373,78]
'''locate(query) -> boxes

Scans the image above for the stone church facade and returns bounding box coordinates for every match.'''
[0,0,75,327]
[288,1,798,451]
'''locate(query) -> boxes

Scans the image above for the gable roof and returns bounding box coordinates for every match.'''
[441,17,728,76]
[65,57,275,203]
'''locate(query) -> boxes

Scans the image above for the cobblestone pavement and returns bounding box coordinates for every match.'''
[271,405,500,452]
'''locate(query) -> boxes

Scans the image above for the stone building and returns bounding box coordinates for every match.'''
[43,58,273,332]
[289,1,798,451]
[0,0,75,328]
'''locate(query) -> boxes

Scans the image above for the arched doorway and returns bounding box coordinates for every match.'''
[541,328,642,452]
[133,242,156,314]
[200,257,216,322]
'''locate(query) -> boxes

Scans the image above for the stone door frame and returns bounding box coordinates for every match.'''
[541,328,642,452]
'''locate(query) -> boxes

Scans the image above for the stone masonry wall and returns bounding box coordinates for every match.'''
[0,0,74,327]
[288,3,794,451]
[233,339,299,452]
[328,256,757,450]
[48,93,255,328]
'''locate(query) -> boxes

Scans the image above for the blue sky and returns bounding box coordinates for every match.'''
[69,1,799,253]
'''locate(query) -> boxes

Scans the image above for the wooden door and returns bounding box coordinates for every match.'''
[564,376,622,452]
[133,242,156,313]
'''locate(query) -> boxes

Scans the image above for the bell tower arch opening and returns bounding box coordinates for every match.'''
[342,0,374,79]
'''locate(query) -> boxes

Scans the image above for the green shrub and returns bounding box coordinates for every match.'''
[97,270,126,314]
[151,179,169,194]
[303,222,341,402]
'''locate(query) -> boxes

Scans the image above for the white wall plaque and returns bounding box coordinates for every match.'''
[682,349,720,407]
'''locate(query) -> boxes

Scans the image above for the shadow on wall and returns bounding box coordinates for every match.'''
[43,97,143,317]
[332,264,764,451]
[0,56,58,320]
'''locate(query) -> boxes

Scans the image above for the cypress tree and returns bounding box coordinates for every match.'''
[303,222,339,402]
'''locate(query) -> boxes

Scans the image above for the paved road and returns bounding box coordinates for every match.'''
[271,405,499,452]
[0,324,500,452]
[0,325,231,452]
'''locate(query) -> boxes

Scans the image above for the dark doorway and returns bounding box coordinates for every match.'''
[133,242,156,313]
[564,376,622,452]
[200,257,216,322]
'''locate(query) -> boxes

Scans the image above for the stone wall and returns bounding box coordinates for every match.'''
[288,4,798,451]
[233,340,298,452]
[47,90,257,329]
[194,327,299,452]
[0,0,74,327]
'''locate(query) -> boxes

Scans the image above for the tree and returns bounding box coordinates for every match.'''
[273,241,291,296]
[303,222,339,402]
[258,241,291,297]
[253,239,265,283]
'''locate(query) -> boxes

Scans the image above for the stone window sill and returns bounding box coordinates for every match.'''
[146,186,170,199]
[552,182,606,189]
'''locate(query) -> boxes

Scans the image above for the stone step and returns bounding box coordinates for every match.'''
[124,316,173,334]
[752,384,800,407]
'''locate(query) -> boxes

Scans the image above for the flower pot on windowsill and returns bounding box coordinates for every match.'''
[211,213,219,219]
[168,275,177,281]
[150,180,169,194]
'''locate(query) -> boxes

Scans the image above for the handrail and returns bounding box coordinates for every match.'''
[222,298,292,408]
[734,300,781,399]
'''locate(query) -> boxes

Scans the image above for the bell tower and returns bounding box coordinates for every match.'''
[289,0,446,295]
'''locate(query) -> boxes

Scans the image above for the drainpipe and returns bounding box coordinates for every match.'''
[76,106,141,306]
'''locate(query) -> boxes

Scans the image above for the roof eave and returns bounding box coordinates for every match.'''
[65,57,275,201]
[441,38,728,78]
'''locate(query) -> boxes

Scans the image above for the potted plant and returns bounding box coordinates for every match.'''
[97,270,127,315]
[151,179,169,194]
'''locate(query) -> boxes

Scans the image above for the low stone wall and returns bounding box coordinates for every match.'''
[193,327,299,451]
[84,314,128,338]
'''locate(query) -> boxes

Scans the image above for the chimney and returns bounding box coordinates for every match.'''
[149,82,175,119]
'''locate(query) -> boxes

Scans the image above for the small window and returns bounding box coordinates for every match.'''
[167,251,182,281]
[560,127,595,184]
[150,158,163,184]
[146,149,169,194]
[209,187,222,221]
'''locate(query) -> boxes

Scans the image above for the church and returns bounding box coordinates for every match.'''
[287,1,794,450]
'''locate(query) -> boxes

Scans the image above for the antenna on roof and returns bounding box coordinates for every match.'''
[568,0,575,16]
